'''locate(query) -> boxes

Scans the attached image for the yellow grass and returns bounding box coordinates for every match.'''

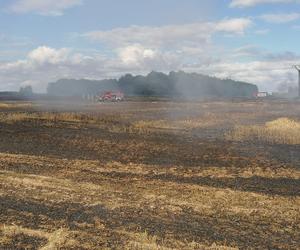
[0,101,299,249]
[0,111,129,135]
[0,103,10,108]
[0,112,101,124]
[133,117,217,133]
[227,117,300,144]
[126,231,170,250]
[0,102,33,109]
[125,231,238,250]
[0,225,73,249]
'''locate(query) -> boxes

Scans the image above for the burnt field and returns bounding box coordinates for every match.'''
[0,99,299,249]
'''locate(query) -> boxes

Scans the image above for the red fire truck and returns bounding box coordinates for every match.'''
[97,91,124,102]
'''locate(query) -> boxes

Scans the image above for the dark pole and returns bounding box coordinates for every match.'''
[298,69,300,97]
[294,66,300,97]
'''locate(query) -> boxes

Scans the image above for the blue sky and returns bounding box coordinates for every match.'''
[1,0,300,92]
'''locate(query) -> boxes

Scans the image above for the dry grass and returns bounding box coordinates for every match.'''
[40,228,71,250]
[0,225,74,249]
[125,231,238,250]
[0,100,299,249]
[126,231,170,250]
[227,117,300,144]
[0,112,88,123]
[0,111,124,126]
[0,102,33,109]
[132,116,218,133]
[0,103,10,109]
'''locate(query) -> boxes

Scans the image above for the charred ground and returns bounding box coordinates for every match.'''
[0,99,299,249]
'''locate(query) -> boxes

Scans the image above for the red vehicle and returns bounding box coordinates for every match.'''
[98,91,124,102]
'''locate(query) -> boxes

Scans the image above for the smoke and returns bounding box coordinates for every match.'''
[276,71,298,92]
[45,71,257,102]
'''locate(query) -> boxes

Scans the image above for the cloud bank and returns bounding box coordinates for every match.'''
[260,13,300,23]
[0,17,298,93]
[85,18,253,48]
[8,0,82,16]
[230,0,300,8]
[1,44,298,93]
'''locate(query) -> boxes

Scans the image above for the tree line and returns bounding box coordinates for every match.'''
[47,71,258,98]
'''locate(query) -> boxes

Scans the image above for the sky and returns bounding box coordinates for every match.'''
[1,0,300,92]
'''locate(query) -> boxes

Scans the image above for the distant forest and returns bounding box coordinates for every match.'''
[47,71,258,98]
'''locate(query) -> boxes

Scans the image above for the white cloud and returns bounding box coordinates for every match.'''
[260,13,300,23]
[0,17,297,94]
[84,18,253,49]
[230,0,299,8]
[0,45,181,92]
[82,18,253,83]
[117,44,181,71]
[1,45,298,93]
[0,46,96,91]
[215,18,253,34]
[8,0,82,16]
[28,46,71,64]
[118,45,157,65]
[85,24,211,49]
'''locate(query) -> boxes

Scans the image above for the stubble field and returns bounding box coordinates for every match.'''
[0,99,299,249]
